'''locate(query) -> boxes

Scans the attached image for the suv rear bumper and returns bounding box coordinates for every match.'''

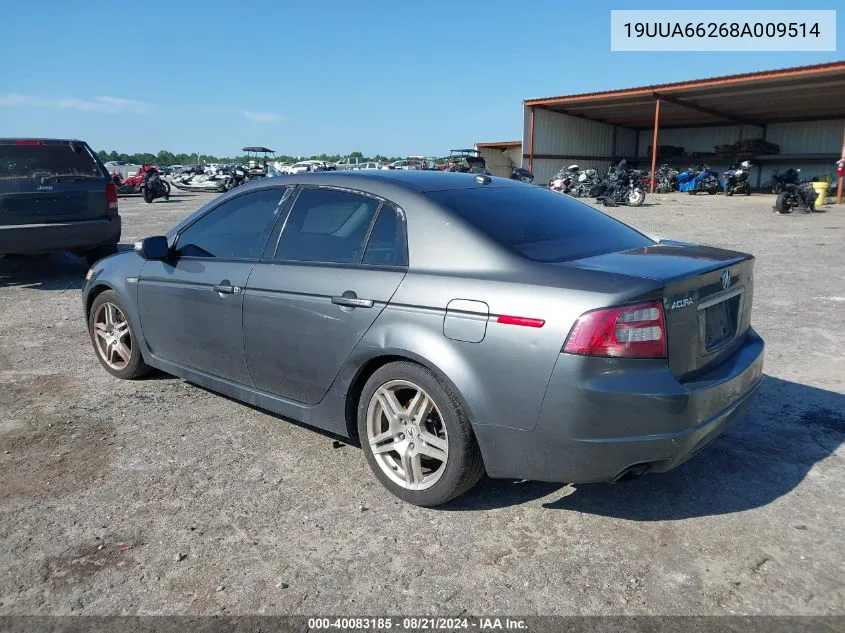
[473,328,765,483]
[0,217,120,255]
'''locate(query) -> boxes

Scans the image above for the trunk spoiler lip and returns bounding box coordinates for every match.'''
[562,241,754,285]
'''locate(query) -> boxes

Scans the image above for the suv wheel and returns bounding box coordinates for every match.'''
[358,361,485,506]
[85,244,118,267]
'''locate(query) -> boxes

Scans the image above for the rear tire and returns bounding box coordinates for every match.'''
[85,244,118,266]
[775,192,793,214]
[357,361,485,507]
[142,188,154,203]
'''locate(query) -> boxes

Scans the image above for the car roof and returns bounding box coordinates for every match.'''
[0,137,85,144]
[261,169,522,193]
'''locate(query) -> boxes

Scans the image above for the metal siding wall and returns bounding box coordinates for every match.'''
[477,148,513,178]
[767,120,844,154]
[504,147,523,168]
[637,125,764,156]
[530,108,615,156]
[615,127,638,158]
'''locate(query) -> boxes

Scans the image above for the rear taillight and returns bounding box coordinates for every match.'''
[15,139,43,146]
[563,300,667,358]
[106,183,118,215]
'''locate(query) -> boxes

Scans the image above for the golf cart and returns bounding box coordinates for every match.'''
[442,149,489,174]
[242,146,275,178]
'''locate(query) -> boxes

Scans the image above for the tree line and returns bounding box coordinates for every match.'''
[96,149,409,166]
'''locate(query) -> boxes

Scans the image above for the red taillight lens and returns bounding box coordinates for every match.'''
[15,139,43,145]
[563,301,667,358]
[106,183,119,215]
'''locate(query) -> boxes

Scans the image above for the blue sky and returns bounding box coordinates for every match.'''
[0,0,840,157]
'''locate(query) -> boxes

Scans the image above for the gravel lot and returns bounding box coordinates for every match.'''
[1,188,843,616]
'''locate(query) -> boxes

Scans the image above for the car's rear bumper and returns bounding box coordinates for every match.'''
[474,328,765,483]
[0,217,121,255]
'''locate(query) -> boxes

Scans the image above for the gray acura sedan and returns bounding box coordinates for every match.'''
[82,171,764,506]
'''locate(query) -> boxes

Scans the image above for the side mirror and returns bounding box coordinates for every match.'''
[134,235,169,260]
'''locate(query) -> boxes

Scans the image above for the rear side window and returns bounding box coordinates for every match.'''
[363,203,408,267]
[275,188,380,264]
[0,142,102,179]
[428,186,654,263]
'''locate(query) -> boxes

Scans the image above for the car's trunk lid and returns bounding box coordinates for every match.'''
[567,242,755,380]
[0,140,108,225]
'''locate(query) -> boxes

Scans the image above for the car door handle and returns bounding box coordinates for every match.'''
[213,281,239,295]
[331,294,374,308]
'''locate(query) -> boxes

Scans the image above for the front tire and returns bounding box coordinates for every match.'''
[775,192,793,214]
[358,361,484,507]
[627,187,645,207]
[88,290,150,379]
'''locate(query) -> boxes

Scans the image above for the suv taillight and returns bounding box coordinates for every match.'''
[106,183,118,215]
[563,301,667,359]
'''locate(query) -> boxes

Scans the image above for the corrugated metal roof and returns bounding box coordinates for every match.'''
[525,61,845,105]
[475,141,522,149]
[523,62,845,129]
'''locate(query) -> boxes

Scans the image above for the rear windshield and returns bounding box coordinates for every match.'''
[0,142,103,179]
[429,186,654,263]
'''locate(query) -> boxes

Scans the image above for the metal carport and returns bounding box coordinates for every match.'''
[523,61,845,202]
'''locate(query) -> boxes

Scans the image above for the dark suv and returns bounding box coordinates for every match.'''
[0,138,121,265]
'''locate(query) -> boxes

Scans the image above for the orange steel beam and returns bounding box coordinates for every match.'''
[528,108,535,172]
[650,98,660,194]
[838,123,844,204]
[524,62,845,107]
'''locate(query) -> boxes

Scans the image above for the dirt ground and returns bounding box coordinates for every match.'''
[1,187,843,616]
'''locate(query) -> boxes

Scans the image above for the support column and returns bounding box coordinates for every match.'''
[650,98,660,194]
[528,108,535,173]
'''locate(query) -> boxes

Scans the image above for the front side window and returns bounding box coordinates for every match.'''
[275,188,380,264]
[176,188,287,259]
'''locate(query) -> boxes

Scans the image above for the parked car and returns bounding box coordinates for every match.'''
[82,171,764,506]
[357,162,382,170]
[289,160,325,174]
[335,157,368,170]
[1,138,120,265]
[382,159,424,171]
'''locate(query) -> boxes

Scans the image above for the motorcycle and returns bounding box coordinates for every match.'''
[112,165,170,202]
[723,161,752,196]
[549,164,581,193]
[677,165,720,195]
[595,160,646,207]
[570,168,602,198]
[771,168,801,194]
[510,167,534,183]
[653,164,679,193]
[141,169,170,203]
[774,181,818,214]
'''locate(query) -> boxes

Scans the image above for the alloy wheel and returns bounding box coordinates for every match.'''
[366,379,449,491]
[92,302,132,371]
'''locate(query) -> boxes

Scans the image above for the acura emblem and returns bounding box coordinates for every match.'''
[721,269,731,290]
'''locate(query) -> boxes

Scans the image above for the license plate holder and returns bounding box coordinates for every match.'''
[703,294,740,351]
